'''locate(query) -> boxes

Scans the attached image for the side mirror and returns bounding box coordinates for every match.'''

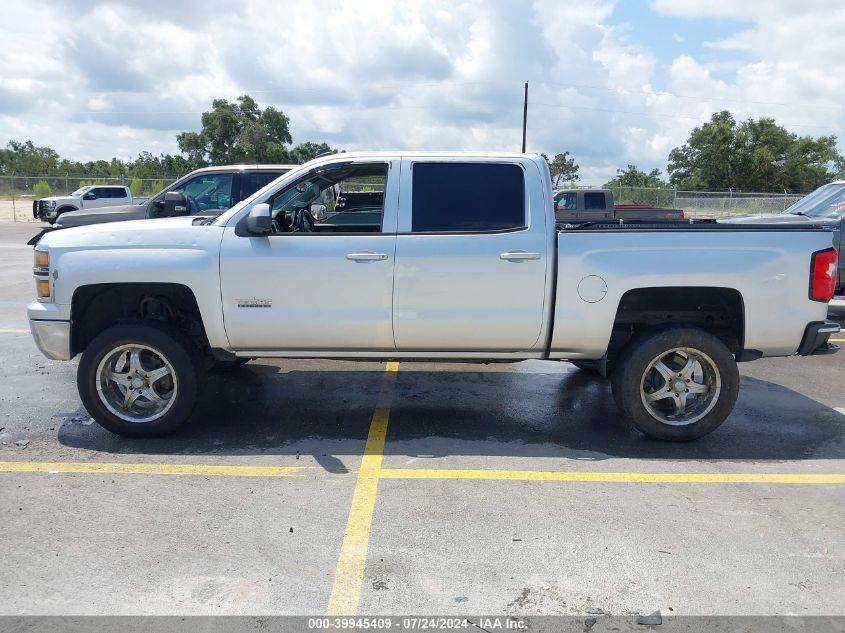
[310,203,327,222]
[245,203,272,235]
[163,191,187,217]
[83,192,96,200]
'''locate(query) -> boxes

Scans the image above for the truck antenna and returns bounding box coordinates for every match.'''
[521,81,529,153]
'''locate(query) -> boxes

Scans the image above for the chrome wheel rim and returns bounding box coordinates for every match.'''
[639,347,721,426]
[95,344,177,423]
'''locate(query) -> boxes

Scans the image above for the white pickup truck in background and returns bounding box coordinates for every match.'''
[33,185,136,224]
[28,152,840,441]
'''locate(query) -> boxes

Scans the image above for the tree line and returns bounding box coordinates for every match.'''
[0,95,336,185]
[2,98,844,194]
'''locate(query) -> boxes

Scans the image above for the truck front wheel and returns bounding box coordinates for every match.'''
[611,327,739,441]
[48,207,74,225]
[77,322,204,437]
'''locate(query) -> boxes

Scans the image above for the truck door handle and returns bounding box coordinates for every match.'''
[347,252,388,262]
[500,251,541,261]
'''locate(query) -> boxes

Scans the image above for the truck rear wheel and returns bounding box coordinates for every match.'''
[77,322,204,437]
[610,327,739,441]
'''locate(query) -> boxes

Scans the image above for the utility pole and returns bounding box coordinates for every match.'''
[521,81,528,153]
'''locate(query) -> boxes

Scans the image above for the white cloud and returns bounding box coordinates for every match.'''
[1,0,844,185]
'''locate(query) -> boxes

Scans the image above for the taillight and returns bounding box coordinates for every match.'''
[809,247,837,302]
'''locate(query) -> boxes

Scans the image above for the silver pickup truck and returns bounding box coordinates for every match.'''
[28,152,839,441]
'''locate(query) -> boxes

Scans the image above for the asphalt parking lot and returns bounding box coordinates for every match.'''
[0,221,843,618]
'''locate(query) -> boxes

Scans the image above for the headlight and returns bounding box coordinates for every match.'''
[44,200,56,208]
[33,250,51,300]
[34,250,49,270]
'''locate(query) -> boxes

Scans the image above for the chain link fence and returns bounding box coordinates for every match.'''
[0,175,814,223]
[589,186,805,219]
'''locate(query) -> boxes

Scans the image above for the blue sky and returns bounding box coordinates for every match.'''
[608,2,752,86]
[0,0,843,184]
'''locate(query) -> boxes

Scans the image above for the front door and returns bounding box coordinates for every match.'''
[220,160,399,352]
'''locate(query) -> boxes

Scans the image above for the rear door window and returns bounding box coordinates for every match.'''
[411,163,525,232]
[240,171,285,201]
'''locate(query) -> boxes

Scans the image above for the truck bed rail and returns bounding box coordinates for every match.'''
[557,219,834,232]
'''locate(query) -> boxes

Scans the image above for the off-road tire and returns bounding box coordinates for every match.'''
[611,326,739,441]
[77,322,205,437]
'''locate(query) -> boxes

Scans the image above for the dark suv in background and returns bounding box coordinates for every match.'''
[29,164,295,244]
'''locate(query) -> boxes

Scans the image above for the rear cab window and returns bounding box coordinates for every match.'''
[409,162,525,232]
[584,192,606,211]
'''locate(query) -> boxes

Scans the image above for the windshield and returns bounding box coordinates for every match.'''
[70,186,92,197]
[785,182,845,218]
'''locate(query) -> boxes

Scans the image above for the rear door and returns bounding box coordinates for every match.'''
[392,159,549,352]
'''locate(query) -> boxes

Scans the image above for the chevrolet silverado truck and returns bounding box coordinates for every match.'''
[28,164,296,245]
[27,152,840,440]
[33,185,135,224]
[720,180,845,310]
[554,188,684,222]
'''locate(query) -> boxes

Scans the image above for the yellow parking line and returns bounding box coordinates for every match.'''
[379,468,845,484]
[0,461,303,478]
[829,338,845,343]
[0,328,30,334]
[327,361,399,616]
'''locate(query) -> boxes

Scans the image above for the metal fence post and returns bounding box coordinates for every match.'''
[10,172,15,222]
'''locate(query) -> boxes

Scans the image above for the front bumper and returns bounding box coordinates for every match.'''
[29,319,72,360]
[34,200,56,220]
[797,320,841,356]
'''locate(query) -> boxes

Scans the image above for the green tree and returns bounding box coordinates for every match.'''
[605,165,673,206]
[0,140,59,175]
[605,164,666,189]
[33,180,52,198]
[177,95,295,165]
[541,152,580,187]
[288,142,336,164]
[129,178,143,197]
[668,111,843,192]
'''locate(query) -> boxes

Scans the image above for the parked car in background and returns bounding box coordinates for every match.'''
[33,185,134,225]
[28,152,839,441]
[28,165,296,245]
[720,181,845,302]
[554,188,685,222]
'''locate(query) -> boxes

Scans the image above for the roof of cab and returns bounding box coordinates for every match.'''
[190,164,298,173]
